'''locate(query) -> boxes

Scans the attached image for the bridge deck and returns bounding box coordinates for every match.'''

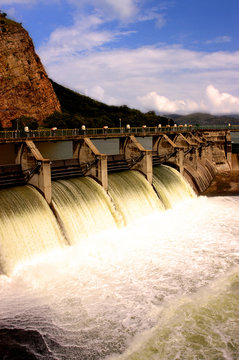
[0,126,238,144]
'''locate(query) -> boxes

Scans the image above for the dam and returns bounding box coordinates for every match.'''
[0,126,239,359]
[0,126,236,202]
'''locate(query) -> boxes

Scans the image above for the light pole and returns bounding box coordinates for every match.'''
[119,118,121,131]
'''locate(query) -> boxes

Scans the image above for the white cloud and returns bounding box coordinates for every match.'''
[206,85,239,114]
[137,85,239,115]
[138,8,166,29]
[138,92,201,114]
[34,2,239,116]
[155,14,166,29]
[39,14,118,59]
[85,85,105,101]
[205,36,232,45]
[40,43,239,114]
[98,0,138,19]
[68,0,138,21]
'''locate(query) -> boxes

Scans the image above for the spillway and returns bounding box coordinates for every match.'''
[52,177,120,245]
[0,185,65,275]
[0,167,238,360]
[108,170,164,225]
[153,165,196,208]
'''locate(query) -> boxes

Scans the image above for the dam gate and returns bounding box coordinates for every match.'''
[0,128,235,202]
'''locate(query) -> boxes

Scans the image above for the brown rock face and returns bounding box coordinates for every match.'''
[0,15,61,128]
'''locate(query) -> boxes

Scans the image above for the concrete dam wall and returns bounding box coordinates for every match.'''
[0,129,236,203]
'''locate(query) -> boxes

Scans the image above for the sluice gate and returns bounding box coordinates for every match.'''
[0,129,234,202]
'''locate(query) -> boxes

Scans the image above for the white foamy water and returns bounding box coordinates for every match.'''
[0,195,238,359]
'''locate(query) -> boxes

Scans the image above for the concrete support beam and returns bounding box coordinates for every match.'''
[73,138,108,191]
[225,130,232,168]
[177,148,185,174]
[188,132,205,145]
[173,133,191,147]
[153,134,185,172]
[183,133,198,146]
[120,135,153,184]
[174,133,200,170]
[201,131,231,171]
[17,140,52,204]
[153,134,177,152]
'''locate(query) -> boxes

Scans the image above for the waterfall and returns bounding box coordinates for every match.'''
[108,170,164,225]
[0,185,66,275]
[0,167,196,274]
[0,168,239,360]
[153,165,196,209]
[52,177,120,245]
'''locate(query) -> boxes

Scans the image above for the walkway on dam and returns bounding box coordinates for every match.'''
[0,126,236,203]
[0,124,238,143]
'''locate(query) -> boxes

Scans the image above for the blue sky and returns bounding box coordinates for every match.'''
[1,0,239,114]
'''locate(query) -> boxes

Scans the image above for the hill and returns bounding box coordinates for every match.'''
[46,81,171,129]
[0,12,61,128]
[169,113,239,126]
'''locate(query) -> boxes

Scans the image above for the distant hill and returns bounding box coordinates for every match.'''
[168,113,239,126]
[47,81,171,129]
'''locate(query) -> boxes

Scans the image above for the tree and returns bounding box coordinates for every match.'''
[11,116,38,130]
[43,111,71,129]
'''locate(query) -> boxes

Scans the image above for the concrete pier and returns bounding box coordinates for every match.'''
[16,140,52,203]
[0,129,237,199]
[120,135,153,184]
[73,138,108,191]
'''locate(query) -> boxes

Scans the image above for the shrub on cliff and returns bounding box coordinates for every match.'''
[44,111,73,129]
[11,116,38,130]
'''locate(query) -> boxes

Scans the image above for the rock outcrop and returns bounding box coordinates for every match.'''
[0,13,61,128]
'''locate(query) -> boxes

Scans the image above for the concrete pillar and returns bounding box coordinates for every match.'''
[141,150,153,184]
[97,154,108,191]
[73,138,108,191]
[121,135,153,184]
[192,148,198,170]
[119,137,125,155]
[225,130,232,168]
[17,140,52,204]
[205,143,213,163]
[177,148,185,174]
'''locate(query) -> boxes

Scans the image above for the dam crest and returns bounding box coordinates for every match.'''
[0,127,235,202]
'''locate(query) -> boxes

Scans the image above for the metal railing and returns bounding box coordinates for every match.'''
[0,124,238,140]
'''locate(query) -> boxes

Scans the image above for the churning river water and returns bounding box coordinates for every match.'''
[0,167,238,359]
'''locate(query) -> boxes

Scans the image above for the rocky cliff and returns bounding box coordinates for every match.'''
[0,14,61,128]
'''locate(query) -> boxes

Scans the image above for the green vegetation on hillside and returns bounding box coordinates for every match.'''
[170,112,239,126]
[46,81,171,129]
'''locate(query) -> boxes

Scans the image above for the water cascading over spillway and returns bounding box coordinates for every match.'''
[0,185,66,275]
[153,165,196,209]
[0,167,195,275]
[52,177,120,244]
[108,170,164,225]
[0,167,239,359]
